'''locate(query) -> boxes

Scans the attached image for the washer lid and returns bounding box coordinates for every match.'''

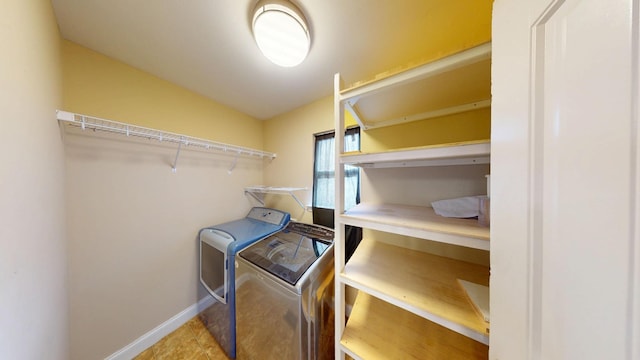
[202,207,291,254]
[239,222,333,285]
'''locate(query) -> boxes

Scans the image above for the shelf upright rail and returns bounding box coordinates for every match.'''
[334,72,348,360]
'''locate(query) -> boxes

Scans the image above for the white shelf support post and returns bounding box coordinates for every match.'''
[287,190,305,210]
[227,152,240,174]
[344,101,366,131]
[334,72,347,360]
[243,186,308,212]
[171,139,183,173]
[244,190,265,205]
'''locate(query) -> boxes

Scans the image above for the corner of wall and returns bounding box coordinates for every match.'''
[1,0,68,358]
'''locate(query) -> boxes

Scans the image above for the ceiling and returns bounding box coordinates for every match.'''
[51,0,491,120]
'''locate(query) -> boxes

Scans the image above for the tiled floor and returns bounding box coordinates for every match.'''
[133,316,231,360]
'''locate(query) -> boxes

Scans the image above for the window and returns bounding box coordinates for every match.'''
[312,127,360,210]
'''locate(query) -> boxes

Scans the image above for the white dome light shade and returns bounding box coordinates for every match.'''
[252,1,310,67]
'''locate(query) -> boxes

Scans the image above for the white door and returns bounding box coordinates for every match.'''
[491,0,640,359]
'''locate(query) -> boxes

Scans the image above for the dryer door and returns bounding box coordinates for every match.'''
[200,229,234,304]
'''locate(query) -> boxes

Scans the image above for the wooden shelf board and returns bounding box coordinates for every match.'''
[340,140,490,168]
[340,238,490,344]
[340,292,489,360]
[340,203,489,250]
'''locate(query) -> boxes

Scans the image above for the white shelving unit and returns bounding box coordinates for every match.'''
[334,43,491,360]
[56,110,276,173]
[243,186,307,211]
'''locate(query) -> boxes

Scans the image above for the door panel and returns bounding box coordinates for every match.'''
[492,0,640,358]
[535,1,632,359]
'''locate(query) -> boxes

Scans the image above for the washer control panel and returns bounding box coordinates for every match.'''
[246,207,289,226]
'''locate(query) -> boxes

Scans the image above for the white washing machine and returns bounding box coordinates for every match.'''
[235,221,334,360]
[198,207,290,359]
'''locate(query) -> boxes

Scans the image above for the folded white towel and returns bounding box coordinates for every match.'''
[431,195,483,218]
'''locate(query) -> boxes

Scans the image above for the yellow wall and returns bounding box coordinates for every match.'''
[395,1,491,64]
[62,41,266,359]
[0,0,68,358]
[339,0,492,90]
[361,108,491,152]
[260,95,357,220]
[62,40,263,149]
[262,96,333,221]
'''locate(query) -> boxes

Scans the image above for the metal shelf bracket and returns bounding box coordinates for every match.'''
[244,186,308,211]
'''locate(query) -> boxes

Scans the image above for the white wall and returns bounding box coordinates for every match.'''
[61,41,266,359]
[65,130,263,359]
[0,1,67,359]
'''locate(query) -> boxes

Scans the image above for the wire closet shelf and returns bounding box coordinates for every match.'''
[56,110,277,172]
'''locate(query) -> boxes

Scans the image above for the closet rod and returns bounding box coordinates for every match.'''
[56,110,277,160]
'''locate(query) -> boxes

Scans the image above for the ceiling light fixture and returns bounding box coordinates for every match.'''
[252,0,311,67]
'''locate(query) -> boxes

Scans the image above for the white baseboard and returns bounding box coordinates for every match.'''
[105,296,215,360]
